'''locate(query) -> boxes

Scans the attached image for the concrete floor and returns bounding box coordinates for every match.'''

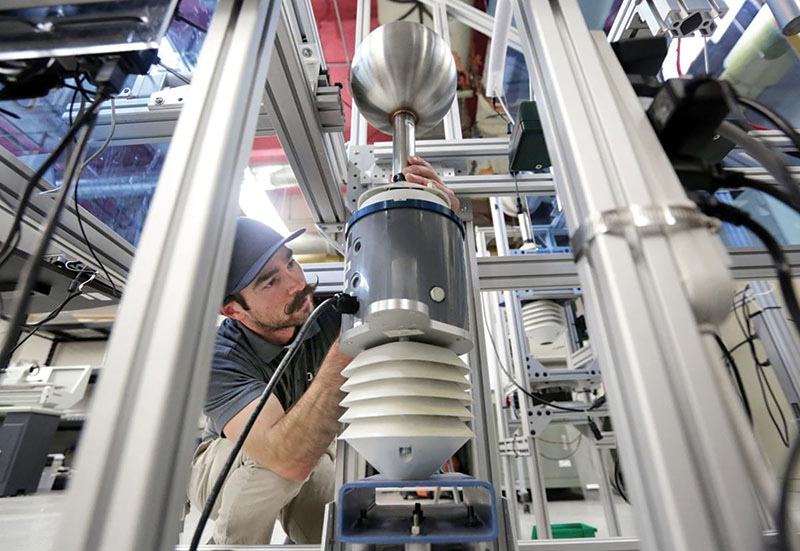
[0,488,636,550]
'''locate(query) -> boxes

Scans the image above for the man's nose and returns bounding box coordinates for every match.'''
[288,270,306,293]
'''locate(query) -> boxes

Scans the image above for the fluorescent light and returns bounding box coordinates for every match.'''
[239,168,291,236]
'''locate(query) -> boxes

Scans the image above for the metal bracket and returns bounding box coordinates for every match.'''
[147,85,191,110]
[570,204,720,261]
[315,222,346,255]
[526,356,603,388]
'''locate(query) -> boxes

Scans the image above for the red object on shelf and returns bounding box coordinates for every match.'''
[249,0,382,166]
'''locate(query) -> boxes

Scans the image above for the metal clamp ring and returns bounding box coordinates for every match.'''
[570,204,720,261]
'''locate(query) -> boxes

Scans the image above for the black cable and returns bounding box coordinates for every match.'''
[0,95,103,369]
[0,94,106,272]
[731,285,790,447]
[715,121,800,211]
[73,171,119,297]
[693,197,800,351]
[713,333,753,422]
[728,335,756,355]
[189,295,341,551]
[9,291,82,355]
[485,329,588,413]
[396,2,420,21]
[743,296,790,448]
[614,455,629,504]
[690,196,800,551]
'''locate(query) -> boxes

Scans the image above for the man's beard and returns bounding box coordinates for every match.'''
[249,282,317,332]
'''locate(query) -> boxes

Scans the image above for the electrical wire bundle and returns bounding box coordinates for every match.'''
[668,88,800,551]
[734,286,790,448]
[9,266,97,357]
[0,66,121,370]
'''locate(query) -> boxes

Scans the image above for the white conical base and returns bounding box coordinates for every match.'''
[340,415,473,480]
[339,341,474,480]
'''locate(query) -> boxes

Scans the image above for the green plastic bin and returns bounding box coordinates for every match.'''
[532,523,597,540]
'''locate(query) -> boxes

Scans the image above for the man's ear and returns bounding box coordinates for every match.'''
[220,302,238,319]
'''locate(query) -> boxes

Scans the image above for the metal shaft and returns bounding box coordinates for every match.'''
[392,111,416,177]
[765,0,800,35]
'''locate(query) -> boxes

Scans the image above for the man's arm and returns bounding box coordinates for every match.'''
[223,338,351,481]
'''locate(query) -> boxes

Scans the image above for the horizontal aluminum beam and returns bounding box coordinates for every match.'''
[304,261,344,294]
[85,84,344,146]
[302,246,800,294]
[477,246,800,291]
[417,0,524,52]
[447,173,556,197]
[368,137,512,162]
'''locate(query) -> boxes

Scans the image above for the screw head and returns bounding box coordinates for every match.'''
[302,47,313,58]
[429,286,446,303]
[154,96,164,105]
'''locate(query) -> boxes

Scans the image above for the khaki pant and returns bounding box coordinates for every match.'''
[187,438,335,545]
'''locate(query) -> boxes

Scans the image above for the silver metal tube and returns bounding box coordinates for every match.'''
[765,0,800,35]
[476,228,521,539]
[350,0,371,145]
[463,204,514,551]
[490,196,552,539]
[517,200,535,248]
[590,445,621,537]
[392,111,416,177]
[58,0,283,548]
[510,0,765,547]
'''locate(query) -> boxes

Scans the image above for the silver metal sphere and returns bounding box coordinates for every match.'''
[350,21,457,135]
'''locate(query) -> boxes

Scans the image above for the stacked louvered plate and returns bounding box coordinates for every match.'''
[521,300,566,347]
[339,340,474,480]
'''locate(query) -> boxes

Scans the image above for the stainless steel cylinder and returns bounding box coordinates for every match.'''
[392,111,416,177]
[341,202,469,351]
[765,0,800,35]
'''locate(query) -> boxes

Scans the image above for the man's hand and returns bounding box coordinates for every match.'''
[401,156,460,211]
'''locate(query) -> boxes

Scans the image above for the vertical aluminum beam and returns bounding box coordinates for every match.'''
[59,0,283,549]
[264,9,348,224]
[350,0,371,145]
[510,0,766,548]
[463,201,513,551]
[431,1,463,141]
[476,228,521,540]
[489,197,552,539]
[589,445,621,537]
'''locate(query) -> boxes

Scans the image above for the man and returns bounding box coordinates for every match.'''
[187,156,457,545]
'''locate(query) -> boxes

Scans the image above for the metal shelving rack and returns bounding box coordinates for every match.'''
[27,0,799,550]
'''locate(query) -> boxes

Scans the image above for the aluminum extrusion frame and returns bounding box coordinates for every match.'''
[59,0,283,548]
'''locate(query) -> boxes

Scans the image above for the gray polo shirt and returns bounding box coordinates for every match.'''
[202,307,341,440]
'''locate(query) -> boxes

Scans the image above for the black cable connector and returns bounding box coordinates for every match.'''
[332,292,359,314]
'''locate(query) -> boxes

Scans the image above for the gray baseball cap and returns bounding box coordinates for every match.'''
[225,218,305,297]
